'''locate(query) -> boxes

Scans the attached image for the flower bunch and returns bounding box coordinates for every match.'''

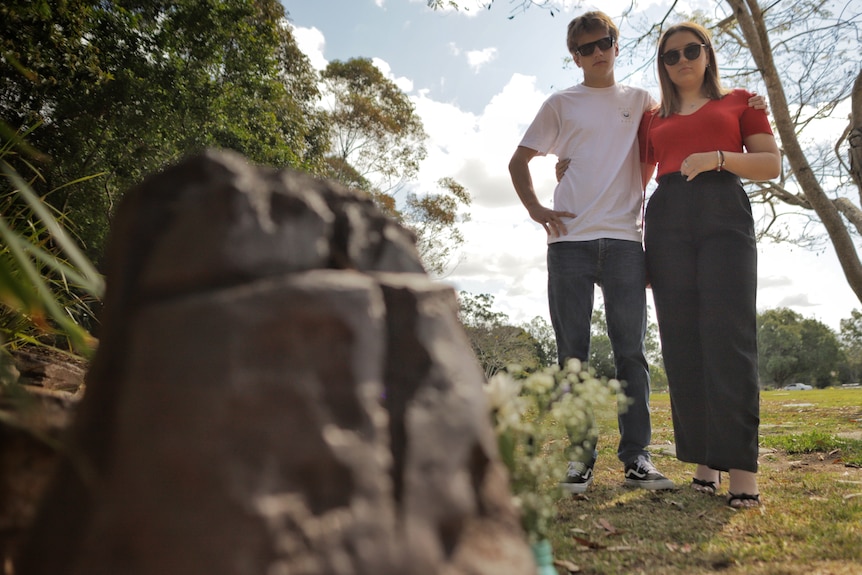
[485,359,626,541]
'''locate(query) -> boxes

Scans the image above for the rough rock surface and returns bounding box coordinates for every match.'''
[1,347,86,568]
[15,150,532,575]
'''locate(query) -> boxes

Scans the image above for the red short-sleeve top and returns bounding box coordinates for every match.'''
[639,89,773,179]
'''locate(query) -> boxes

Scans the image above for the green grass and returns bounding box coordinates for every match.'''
[543,388,862,574]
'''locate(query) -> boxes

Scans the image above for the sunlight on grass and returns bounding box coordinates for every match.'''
[544,387,862,574]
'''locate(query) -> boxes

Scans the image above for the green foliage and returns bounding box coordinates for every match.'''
[459,295,668,383]
[649,363,668,390]
[588,308,615,379]
[758,308,804,386]
[458,292,545,377]
[522,316,557,368]
[589,306,664,385]
[3,2,468,278]
[798,317,844,387]
[758,308,845,387]
[760,429,848,454]
[1,0,328,260]
[839,309,862,381]
[0,152,102,356]
[458,291,509,328]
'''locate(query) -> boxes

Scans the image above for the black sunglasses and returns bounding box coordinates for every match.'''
[660,43,708,66]
[576,36,615,56]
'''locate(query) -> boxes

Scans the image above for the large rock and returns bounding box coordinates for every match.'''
[16,150,532,575]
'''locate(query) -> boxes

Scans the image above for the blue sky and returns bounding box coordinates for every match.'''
[284,0,582,114]
[283,0,859,331]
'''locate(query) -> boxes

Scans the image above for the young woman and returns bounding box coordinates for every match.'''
[639,22,780,508]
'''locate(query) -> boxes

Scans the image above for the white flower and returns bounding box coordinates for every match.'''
[564,358,582,373]
[485,372,522,411]
[523,371,555,394]
[484,362,625,541]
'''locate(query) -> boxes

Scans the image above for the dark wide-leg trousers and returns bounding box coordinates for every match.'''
[644,171,760,472]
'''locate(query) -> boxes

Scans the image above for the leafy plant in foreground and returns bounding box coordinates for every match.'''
[0,150,104,357]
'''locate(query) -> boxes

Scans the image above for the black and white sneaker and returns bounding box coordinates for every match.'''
[560,460,594,494]
[624,455,675,490]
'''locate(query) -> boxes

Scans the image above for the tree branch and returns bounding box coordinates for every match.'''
[726,0,862,304]
[849,70,862,198]
[834,197,862,236]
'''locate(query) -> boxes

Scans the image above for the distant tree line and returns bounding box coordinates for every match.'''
[457,291,667,389]
[759,307,862,388]
[459,291,862,390]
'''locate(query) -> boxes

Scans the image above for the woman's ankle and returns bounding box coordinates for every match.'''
[694,464,719,482]
[728,468,758,494]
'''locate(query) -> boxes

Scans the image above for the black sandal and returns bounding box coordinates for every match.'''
[727,492,761,509]
[691,477,718,495]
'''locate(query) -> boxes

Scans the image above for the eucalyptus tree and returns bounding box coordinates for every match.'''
[320,57,427,196]
[320,57,471,277]
[403,177,472,277]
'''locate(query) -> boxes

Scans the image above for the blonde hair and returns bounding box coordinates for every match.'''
[566,11,618,56]
[656,22,729,118]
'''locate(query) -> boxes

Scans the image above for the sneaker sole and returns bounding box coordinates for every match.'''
[560,478,593,494]
[624,478,676,490]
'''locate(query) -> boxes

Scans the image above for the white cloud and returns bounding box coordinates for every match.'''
[758,275,792,289]
[412,73,554,210]
[776,293,818,308]
[408,71,559,322]
[466,47,498,72]
[757,242,858,329]
[371,57,414,93]
[291,25,327,71]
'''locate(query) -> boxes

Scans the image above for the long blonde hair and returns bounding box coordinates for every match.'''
[656,22,729,118]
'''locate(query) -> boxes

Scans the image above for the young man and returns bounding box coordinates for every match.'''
[508,11,672,493]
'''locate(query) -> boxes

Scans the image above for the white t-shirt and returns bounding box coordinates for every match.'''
[519,83,655,244]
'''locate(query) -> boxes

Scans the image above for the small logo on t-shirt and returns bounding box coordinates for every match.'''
[620,108,633,123]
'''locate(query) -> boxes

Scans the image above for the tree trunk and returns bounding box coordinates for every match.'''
[726,0,862,304]
[850,70,862,200]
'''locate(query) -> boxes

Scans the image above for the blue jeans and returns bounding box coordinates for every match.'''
[547,239,652,465]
